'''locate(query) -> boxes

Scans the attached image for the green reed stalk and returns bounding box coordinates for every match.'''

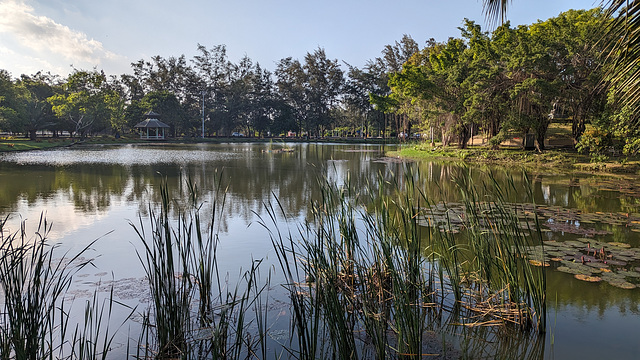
[454,170,546,333]
[259,165,548,358]
[71,283,133,360]
[0,214,100,360]
[133,173,267,359]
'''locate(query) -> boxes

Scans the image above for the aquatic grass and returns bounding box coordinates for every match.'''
[258,198,323,360]
[132,172,270,359]
[261,165,547,359]
[0,213,120,360]
[453,170,547,333]
[70,283,134,360]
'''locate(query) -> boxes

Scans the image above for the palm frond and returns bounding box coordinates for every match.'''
[602,1,640,117]
[483,0,511,26]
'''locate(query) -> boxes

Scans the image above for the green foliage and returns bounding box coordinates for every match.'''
[576,127,612,161]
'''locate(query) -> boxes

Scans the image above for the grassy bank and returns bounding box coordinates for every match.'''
[0,138,76,152]
[392,144,640,174]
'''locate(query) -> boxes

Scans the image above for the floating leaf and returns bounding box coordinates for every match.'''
[557,266,581,275]
[585,262,609,269]
[574,274,602,282]
[607,279,637,290]
[604,259,627,266]
[609,242,631,249]
[529,259,550,267]
[620,271,640,278]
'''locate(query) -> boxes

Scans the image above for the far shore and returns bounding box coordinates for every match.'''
[2,134,639,175]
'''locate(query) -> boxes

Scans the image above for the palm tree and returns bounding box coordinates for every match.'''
[483,0,640,119]
[602,1,640,114]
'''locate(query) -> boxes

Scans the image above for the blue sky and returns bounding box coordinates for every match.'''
[0,0,595,77]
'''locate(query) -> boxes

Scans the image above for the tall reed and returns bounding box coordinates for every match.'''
[262,165,547,359]
[453,170,546,333]
[132,172,269,359]
[0,213,117,360]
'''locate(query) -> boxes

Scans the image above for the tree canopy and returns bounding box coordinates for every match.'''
[0,7,637,159]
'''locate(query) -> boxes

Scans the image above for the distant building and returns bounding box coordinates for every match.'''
[134,111,170,140]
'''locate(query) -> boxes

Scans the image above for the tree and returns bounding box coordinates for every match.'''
[17,72,59,139]
[385,37,471,147]
[275,57,307,135]
[0,70,26,134]
[48,70,114,138]
[483,0,640,132]
[141,90,187,137]
[344,60,390,137]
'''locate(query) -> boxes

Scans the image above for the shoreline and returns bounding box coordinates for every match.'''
[0,135,398,153]
[3,136,640,176]
[389,144,640,175]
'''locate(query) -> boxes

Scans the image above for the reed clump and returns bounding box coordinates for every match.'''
[263,167,547,359]
[132,173,269,359]
[0,165,546,359]
[0,214,122,360]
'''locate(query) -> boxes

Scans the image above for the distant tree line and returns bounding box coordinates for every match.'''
[0,8,638,157]
[0,40,416,140]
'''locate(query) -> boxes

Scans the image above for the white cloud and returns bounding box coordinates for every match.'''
[0,44,66,75]
[0,0,121,73]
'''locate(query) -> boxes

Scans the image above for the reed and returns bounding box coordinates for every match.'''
[453,170,546,333]
[262,165,547,359]
[0,165,546,359]
[70,283,133,360]
[0,213,117,360]
[132,173,269,359]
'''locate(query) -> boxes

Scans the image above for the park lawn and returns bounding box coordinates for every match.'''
[0,138,75,152]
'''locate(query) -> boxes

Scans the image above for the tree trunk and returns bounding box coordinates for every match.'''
[536,129,546,151]
[29,129,37,140]
[572,114,585,145]
[458,124,470,149]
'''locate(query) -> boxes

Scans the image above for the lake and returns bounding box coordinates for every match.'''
[0,142,639,359]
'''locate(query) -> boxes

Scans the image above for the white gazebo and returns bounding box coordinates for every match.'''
[134,111,170,140]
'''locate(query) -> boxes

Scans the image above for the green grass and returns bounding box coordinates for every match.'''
[0,138,76,152]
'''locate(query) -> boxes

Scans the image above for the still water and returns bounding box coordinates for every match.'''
[0,142,639,359]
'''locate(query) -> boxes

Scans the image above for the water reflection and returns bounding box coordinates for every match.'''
[1,143,640,358]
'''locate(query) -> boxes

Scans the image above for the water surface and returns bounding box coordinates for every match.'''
[1,142,639,359]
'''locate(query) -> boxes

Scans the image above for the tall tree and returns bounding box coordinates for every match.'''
[17,72,59,139]
[0,70,26,133]
[48,70,112,138]
[141,90,187,137]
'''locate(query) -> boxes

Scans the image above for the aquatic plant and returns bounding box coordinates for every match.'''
[261,166,548,359]
[132,173,269,359]
[0,214,122,360]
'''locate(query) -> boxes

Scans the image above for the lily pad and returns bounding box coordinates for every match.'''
[604,259,627,266]
[620,271,640,278]
[528,259,550,267]
[606,279,637,289]
[585,262,609,269]
[574,274,602,282]
[557,266,582,275]
[608,242,632,249]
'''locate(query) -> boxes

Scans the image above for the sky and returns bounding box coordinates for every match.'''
[0,0,596,78]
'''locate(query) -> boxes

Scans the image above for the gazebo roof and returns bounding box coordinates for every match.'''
[144,110,161,118]
[134,119,170,128]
